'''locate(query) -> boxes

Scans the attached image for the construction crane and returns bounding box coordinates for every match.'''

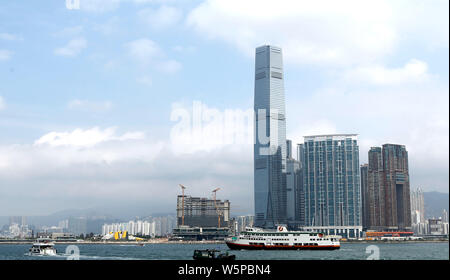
[179,184,186,226]
[212,188,222,228]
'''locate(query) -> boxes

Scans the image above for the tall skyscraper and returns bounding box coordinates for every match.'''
[367,147,385,229]
[410,187,425,224]
[254,45,287,228]
[382,144,412,230]
[360,164,369,229]
[366,144,412,231]
[300,134,362,238]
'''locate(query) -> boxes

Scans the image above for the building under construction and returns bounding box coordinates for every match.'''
[176,195,230,228]
[173,186,231,240]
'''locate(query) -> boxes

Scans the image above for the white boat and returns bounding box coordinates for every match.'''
[29,238,57,256]
[225,226,340,250]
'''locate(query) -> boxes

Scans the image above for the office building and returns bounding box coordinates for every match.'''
[254,45,287,228]
[286,140,302,227]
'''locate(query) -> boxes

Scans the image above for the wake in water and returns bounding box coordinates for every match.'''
[24,252,139,260]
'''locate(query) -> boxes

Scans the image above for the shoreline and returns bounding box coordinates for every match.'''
[0,239,447,245]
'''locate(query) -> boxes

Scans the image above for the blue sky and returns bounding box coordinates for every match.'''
[0,0,448,216]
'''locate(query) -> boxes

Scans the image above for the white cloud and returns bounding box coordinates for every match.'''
[79,0,121,13]
[34,127,145,148]
[52,26,84,37]
[344,59,431,85]
[158,59,182,74]
[125,38,182,73]
[54,38,87,57]
[138,6,183,29]
[0,96,5,110]
[0,125,254,215]
[136,75,153,86]
[125,38,163,64]
[187,0,448,66]
[172,45,196,53]
[0,33,23,41]
[0,49,13,61]
[93,17,120,35]
[68,99,113,112]
[187,0,396,66]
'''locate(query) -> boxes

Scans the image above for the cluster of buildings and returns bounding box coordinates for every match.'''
[250,45,448,239]
[0,216,32,239]
[1,215,177,240]
[409,188,448,236]
[101,216,176,238]
[170,45,448,241]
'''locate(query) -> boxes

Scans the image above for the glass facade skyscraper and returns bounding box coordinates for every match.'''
[360,163,369,229]
[301,134,361,228]
[254,45,287,228]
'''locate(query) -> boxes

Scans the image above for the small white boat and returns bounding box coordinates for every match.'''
[29,238,57,256]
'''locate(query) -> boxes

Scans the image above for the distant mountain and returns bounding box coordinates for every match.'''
[0,204,176,228]
[424,191,449,219]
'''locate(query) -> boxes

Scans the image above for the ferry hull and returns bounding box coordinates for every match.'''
[226,242,340,251]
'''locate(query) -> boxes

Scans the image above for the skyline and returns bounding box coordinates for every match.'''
[0,0,448,216]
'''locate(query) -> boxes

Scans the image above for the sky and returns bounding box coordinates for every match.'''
[0,0,448,217]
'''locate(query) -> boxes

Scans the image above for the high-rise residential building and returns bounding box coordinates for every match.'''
[410,187,425,224]
[360,164,369,229]
[68,217,87,236]
[9,216,26,226]
[254,45,287,228]
[383,144,411,230]
[366,144,412,231]
[367,147,385,229]
[442,209,448,223]
[300,134,362,238]
[233,215,254,234]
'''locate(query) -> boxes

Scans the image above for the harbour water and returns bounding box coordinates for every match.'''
[0,242,448,260]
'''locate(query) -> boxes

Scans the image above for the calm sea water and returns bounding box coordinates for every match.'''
[0,242,448,260]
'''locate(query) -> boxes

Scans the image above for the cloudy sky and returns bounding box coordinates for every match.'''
[0,0,448,217]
